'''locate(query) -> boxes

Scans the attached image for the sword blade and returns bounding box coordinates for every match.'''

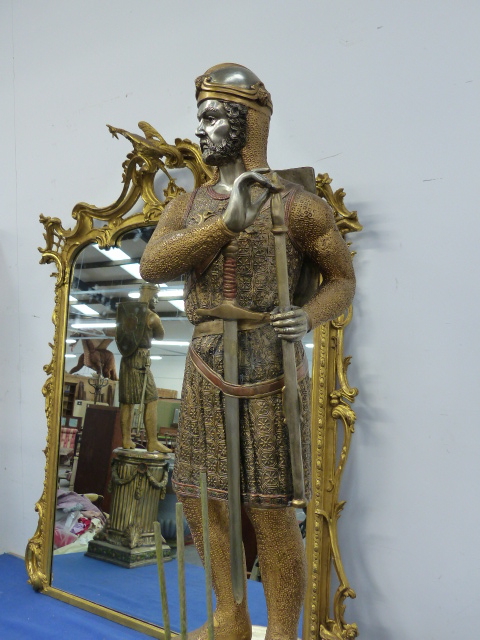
[223,317,245,604]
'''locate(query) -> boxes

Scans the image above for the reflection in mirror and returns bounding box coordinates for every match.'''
[53,226,309,632]
[53,226,192,627]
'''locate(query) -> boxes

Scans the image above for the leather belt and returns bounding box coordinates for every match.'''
[188,344,309,399]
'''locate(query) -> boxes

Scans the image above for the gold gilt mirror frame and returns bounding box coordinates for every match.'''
[25,122,362,640]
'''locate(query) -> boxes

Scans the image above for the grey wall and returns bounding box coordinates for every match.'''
[1,1,479,638]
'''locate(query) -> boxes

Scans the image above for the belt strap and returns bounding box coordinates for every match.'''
[189,344,309,399]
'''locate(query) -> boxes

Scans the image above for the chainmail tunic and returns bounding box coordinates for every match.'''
[172,185,312,507]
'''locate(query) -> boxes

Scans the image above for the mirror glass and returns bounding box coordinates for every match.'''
[51,226,313,632]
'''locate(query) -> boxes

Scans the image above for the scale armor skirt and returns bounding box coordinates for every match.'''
[172,327,312,508]
[118,349,158,405]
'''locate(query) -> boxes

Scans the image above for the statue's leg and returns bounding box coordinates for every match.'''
[181,495,252,640]
[245,506,306,640]
[119,403,136,449]
[144,400,170,452]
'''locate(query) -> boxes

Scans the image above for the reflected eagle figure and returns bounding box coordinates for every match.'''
[69,338,118,380]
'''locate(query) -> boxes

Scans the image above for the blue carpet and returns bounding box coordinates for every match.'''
[0,554,147,639]
[53,552,269,631]
[1,553,303,638]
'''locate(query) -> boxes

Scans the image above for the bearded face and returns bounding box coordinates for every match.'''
[196,99,248,166]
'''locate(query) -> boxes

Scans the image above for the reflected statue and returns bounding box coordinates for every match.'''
[69,338,118,380]
[142,64,356,640]
[116,283,170,453]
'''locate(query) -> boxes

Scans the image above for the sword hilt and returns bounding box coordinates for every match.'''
[223,239,238,301]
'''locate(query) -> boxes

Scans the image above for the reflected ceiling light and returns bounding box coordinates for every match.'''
[150,356,163,360]
[169,300,185,312]
[93,244,165,284]
[65,338,76,344]
[128,292,141,299]
[304,343,314,348]
[94,245,130,261]
[120,263,141,279]
[151,340,190,347]
[156,288,184,298]
[72,304,100,316]
[69,295,78,303]
[71,322,116,329]
[64,354,76,358]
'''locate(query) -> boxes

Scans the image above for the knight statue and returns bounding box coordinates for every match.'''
[140,63,355,640]
[116,283,170,453]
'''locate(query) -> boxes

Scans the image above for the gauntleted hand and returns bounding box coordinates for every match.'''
[270,306,309,342]
[222,170,280,233]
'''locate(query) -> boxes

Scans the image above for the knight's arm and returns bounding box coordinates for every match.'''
[140,192,237,283]
[289,191,356,330]
[149,312,165,341]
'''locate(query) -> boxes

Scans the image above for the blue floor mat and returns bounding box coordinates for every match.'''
[1,552,303,638]
[0,554,147,640]
[53,551,268,631]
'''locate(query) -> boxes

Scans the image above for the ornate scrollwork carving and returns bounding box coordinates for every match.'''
[317,304,359,640]
[303,180,361,640]
[123,523,143,550]
[316,173,362,237]
[27,124,210,594]
[110,458,169,499]
[331,308,358,406]
[38,123,214,289]
[25,497,49,592]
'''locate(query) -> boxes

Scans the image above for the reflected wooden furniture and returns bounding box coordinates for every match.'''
[157,387,178,399]
[59,416,82,459]
[63,373,117,414]
[157,395,181,450]
[158,426,178,451]
[73,405,122,513]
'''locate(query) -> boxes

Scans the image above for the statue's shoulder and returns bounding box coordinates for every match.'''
[164,189,197,215]
[288,183,327,208]
[159,189,202,230]
[288,184,332,221]
[286,185,337,242]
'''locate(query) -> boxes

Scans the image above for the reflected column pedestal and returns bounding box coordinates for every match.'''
[87,448,171,568]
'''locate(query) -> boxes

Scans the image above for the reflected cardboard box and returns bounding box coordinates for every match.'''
[72,399,108,421]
